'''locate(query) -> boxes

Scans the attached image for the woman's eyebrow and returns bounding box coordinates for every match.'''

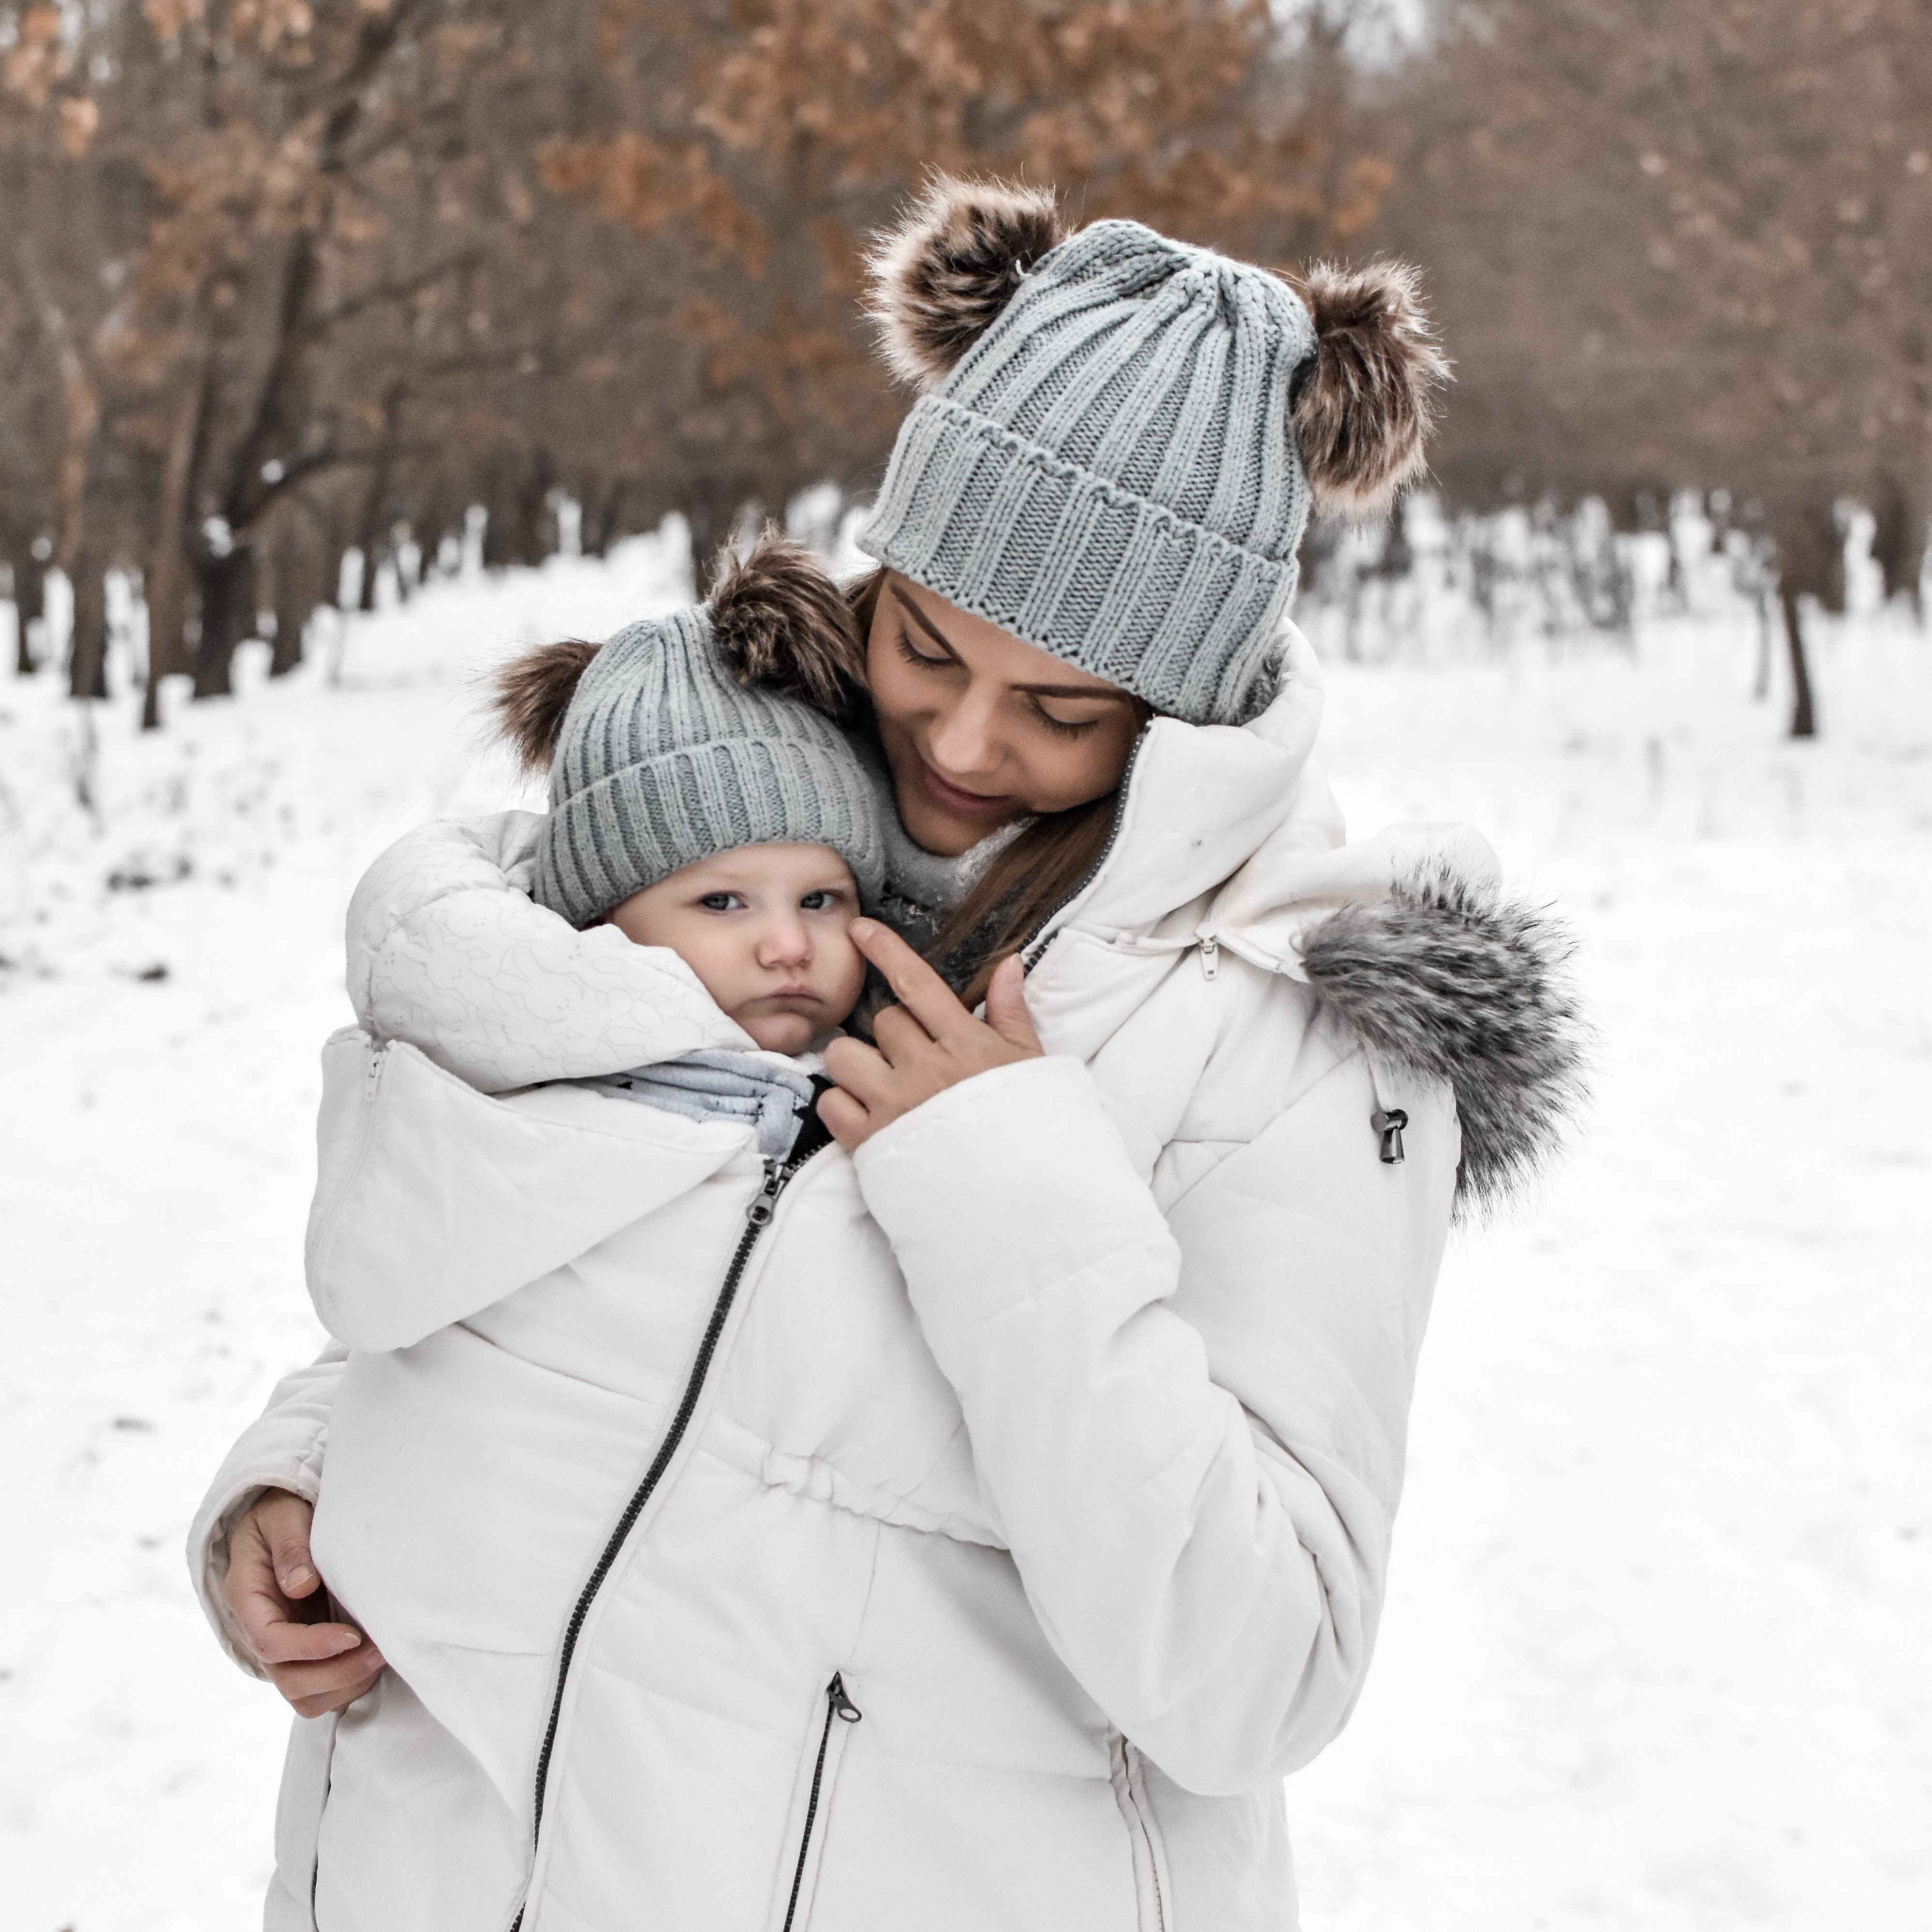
[1012,680,1137,702]
[891,588,964,660]
[893,587,1133,701]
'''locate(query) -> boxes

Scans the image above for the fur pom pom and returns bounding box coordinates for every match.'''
[1299,865,1589,1218]
[709,530,867,720]
[490,638,600,774]
[866,175,1070,391]
[1291,260,1450,517]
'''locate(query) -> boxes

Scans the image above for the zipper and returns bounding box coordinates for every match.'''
[510,1139,825,1931]
[1018,732,1147,974]
[779,1673,863,1932]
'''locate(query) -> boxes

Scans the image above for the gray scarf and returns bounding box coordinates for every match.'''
[577,1049,821,1159]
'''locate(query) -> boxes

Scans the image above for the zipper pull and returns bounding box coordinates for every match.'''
[1198,934,1220,980]
[365,1040,388,1098]
[827,1673,863,1723]
[1371,1107,1408,1164]
[746,1159,785,1226]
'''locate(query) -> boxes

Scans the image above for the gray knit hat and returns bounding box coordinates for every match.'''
[857,179,1447,725]
[490,539,886,929]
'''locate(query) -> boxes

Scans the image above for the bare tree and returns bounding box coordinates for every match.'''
[1358,0,1932,736]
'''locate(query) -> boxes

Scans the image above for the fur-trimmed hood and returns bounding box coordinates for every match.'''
[1020,622,1587,1218]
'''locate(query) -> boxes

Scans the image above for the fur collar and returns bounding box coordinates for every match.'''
[1298,864,1589,1220]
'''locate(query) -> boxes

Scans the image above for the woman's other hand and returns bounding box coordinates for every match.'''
[222,1489,384,1717]
[820,922,1043,1149]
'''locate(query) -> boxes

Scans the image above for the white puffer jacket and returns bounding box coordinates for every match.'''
[190,631,1580,1932]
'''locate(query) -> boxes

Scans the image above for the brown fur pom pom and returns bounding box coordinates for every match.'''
[709,530,867,720]
[866,175,1070,391]
[1291,260,1450,517]
[490,638,600,774]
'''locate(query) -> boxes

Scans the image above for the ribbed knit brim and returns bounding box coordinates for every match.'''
[858,220,1319,726]
[532,606,887,929]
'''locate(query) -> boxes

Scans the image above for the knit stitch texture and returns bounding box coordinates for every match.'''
[857,218,1320,725]
[533,605,887,928]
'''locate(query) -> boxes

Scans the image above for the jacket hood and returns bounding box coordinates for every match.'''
[1032,621,1588,1216]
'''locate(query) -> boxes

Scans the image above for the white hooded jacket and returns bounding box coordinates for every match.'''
[189,630,1581,1932]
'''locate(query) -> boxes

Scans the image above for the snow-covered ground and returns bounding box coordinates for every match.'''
[2,537,1927,1931]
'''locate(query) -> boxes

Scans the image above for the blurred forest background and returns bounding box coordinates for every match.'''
[2,0,1928,736]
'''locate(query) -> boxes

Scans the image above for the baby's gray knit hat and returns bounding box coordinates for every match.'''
[857,179,1448,725]
[492,539,886,929]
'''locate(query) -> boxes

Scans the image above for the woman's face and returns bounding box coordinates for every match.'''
[866,573,1145,856]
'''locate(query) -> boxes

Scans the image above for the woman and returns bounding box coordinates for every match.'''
[192,179,1583,1930]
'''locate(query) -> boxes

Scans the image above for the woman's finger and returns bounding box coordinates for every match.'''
[850,921,978,1041]
[823,1033,890,1098]
[815,1084,872,1150]
[254,1490,322,1598]
[982,955,1044,1054]
[273,1643,386,1717]
[869,1001,932,1060]
[251,1611,369,1667]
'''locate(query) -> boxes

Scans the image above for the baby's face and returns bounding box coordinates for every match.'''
[605,844,866,1055]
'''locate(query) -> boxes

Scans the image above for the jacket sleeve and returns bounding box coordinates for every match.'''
[185,1344,346,1678]
[851,1048,1456,1795]
[346,811,751,1093]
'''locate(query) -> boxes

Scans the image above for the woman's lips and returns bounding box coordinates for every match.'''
[916,754,1015,817]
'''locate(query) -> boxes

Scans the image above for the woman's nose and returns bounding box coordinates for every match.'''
[925,686,1001,781]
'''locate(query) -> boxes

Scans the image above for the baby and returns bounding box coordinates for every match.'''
[293,542,897,1819]
[495,538,881,1067]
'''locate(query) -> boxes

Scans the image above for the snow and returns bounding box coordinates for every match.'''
[2,536,1928,1931]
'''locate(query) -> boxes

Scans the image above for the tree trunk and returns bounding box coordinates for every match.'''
[1779,582,1817,740]
[271,523,330,675]
[685,482,748,592]
[143,356,210,727]
[15,556,45,675]
[191,549,256,699]
[1770,501,1833,741]
[67,552,109,700]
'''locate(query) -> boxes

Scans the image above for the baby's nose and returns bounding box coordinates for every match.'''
[760,917,812,964]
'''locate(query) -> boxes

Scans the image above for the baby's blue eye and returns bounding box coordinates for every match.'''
[697,892,737,912]
[800,890,835,911]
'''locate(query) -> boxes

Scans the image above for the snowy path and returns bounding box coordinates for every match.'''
[2,554,1927,1930]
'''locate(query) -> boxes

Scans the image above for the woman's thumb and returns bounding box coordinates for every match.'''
[259,1495,320,1596]
[984,955,1042,1054]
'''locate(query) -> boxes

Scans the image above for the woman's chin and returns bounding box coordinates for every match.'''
[894,786,1000,857]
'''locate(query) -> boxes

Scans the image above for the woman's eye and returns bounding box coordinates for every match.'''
[894,633,954,672]
[1031,701,1104,737]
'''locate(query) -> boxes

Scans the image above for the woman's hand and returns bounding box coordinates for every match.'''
[221,1489,385,1718]
[820,921,1043,1149]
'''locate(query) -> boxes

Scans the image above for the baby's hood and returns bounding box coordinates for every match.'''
[346,811,754,1093]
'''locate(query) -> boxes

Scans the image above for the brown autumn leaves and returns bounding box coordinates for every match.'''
[1,0,1927,735]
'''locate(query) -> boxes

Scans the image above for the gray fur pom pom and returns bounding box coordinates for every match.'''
[1299,865,1589,1216]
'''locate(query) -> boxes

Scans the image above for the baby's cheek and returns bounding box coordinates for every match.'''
[828,933,869,1012]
